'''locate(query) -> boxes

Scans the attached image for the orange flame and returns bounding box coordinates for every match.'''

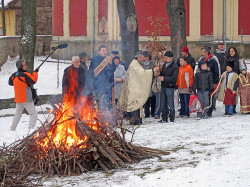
[34,66,103,151]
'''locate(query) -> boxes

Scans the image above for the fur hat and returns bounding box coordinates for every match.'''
[181,46,189,54]
[226,62,234,69]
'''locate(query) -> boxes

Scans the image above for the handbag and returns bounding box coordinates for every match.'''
[152,76,161,93]
[31,87,39,105]
[189,94,202,113]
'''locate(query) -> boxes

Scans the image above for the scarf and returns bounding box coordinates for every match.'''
[203,53,213,62]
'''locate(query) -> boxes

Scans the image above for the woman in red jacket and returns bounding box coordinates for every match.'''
[177,57,194,118]
[9,60,38,131]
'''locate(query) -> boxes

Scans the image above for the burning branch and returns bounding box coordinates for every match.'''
[0,67,170,186]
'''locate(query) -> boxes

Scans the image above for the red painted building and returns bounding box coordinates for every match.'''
[52,0,250,59]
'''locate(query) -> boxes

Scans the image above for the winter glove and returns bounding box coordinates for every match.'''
[34,68,39,72]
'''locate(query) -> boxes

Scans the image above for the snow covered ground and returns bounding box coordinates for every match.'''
[0,58,250,187]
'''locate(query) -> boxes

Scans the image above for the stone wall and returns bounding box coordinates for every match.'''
[0,35,52,70]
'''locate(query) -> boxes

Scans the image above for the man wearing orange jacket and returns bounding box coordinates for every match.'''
[8,60,39,131]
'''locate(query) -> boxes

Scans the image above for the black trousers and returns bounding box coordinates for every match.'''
[125,109,142,125]
[144,95,156,117]
[207,94,216,116]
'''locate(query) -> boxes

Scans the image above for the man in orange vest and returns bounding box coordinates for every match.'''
[9,60,39,131]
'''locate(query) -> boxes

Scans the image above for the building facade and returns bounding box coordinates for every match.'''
[52,0,250,59]
[0,0,53,68]
[0,0,52,36]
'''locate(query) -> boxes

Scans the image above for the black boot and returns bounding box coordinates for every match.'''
[158,118,168,123]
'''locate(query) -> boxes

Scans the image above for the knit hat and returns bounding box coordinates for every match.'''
[164,51,173,57]
[200,60,207,65]
[79,52,87,59]
[181,46,189,54]
[226,62,234,69]
[239,58,247,71]
[113,56,120,60]
[111,51,119,55]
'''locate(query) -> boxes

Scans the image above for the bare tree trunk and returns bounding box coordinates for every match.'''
[19,0,36,73]
[117,0,139,67]
[166,0,187,60]
[1,0,6,36]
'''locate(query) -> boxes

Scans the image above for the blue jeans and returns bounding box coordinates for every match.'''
[179,93,190,117]
[160,88,175,121]
[225,105,234,115]
[154,93,161,117]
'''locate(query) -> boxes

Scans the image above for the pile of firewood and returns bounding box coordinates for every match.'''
[0,114,169,186]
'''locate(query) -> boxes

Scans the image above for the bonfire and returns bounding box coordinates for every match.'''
[0,69,169,186]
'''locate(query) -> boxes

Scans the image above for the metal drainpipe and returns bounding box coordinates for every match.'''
[91,0,96,58]
[223,0,226,50]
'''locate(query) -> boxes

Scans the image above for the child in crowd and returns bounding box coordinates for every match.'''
[193,61,213,119]
[176,57,194,118]
[152,57,163,119]
[217,62,239,116]
[238,59,250,114]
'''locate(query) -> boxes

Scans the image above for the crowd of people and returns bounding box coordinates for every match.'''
[8,43,250,130]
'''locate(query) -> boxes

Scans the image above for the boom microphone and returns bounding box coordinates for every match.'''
[51,43,68,50]
[37,43,68,69]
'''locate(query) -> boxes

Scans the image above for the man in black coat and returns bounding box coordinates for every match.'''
[176,46,196,71]
[198,46,220,117]
[62,56,86,100]
[158,51,179,123]
[79,51,88,73]
[213,42,226,73]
